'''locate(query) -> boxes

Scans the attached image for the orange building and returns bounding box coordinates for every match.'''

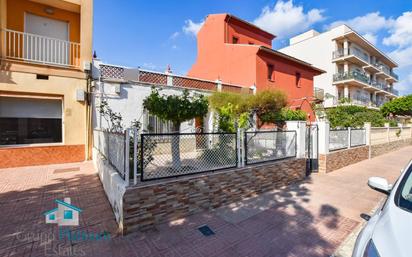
[188,14,324,121]
[0,0,93,168]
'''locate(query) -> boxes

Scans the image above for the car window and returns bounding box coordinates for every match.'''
[395,162,412,212]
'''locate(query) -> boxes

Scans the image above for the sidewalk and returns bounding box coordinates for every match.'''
[127,146,410,257]
[0,146,410,257]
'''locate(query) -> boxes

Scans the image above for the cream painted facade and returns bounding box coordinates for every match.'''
[280,25,398,110]
[0,0,93,167]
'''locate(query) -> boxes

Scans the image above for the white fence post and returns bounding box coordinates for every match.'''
[133,127,138,185]
[318,121,330,154]
[237,127,244,168]
[364,122,371,159]
[398,123,403,140]
[384,122,390,143]
[166,72,173,86]
[125,129,130,186]
[286,120,306,158]
[347,127,351,149]
[216,79,222,92]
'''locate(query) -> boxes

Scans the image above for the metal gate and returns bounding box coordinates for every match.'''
[305,125,318,175]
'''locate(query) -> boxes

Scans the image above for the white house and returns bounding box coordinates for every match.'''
[91,62,250,133]
[280,25,398,110]
[44,198,82,226]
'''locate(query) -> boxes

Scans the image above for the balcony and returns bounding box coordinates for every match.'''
[334,71,398,96]
[2,29,81,68]
[332,48,369,65]
[333,71,369,85]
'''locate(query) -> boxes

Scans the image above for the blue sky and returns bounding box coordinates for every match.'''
[93,0,412,95]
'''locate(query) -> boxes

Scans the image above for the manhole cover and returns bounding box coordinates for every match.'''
[198,225,215,236]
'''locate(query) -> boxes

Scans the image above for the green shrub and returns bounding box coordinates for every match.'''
[381,95,412,117]
[326,105,387,128]
[277,108,307,121]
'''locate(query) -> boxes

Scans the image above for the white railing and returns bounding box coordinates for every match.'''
[2,29,81,68]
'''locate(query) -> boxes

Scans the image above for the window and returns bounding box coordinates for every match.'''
[145,112,174,133]
[0,97,62,145]
[295,72,301,87]
[267,64,274,81]
[64,210,73,220]
[232,36,239,44]
[49,214,55,220]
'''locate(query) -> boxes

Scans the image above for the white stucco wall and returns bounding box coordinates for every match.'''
[92,81,214,133]
[93,148,126,227]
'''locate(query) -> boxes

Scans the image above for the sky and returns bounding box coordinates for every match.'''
[93,0,412,95]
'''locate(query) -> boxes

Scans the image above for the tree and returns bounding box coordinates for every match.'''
[143,88,209,168]
[380,95,412,117]
[249,90,288,128]
[208,91,251,132]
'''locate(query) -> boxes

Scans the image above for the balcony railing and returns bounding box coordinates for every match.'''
[332,48,369,63]
[333,71,369,84]
[334,71,398,96]
[2,29,81,68]
[390,71,399,80]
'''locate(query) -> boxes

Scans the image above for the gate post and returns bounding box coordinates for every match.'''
[286,121,306,158]
[364,122,371,159]
[317,121,330,154]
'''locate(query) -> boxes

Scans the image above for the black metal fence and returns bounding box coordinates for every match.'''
[244,130,297,165]
[140,132,237,181]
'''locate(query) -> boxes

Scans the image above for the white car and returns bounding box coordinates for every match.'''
[352,160,412,257]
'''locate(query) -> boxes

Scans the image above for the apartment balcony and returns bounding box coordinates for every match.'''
[375,64,398,82]
[333,71,369,86]
[332,48,369,66]
[2,29,81,68]
[333,96,382,109]
[333,71,398,97]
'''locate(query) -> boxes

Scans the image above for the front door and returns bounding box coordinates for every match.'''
[24,13,69,65]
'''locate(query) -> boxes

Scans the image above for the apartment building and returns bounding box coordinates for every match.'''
[188,14,324,121]
[280,25,398,110]
[0,0,93,168]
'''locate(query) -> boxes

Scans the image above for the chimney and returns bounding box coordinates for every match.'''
[64,197,71,204]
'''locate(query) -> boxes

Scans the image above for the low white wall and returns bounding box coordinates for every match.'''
[92,148,127,230]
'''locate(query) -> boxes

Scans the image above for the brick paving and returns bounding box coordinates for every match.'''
[0,146,411,257]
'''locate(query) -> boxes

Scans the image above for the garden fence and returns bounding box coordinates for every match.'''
[370,127,412,145]
[93,129,128,179]
[350,129,366,147]
[329,129,349,151]
[140,132,237,181]
[244,130,296,165]
[329,128,366,151]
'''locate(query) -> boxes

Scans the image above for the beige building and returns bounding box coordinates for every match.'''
[0,0,93,168]
[280,25,398,110]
